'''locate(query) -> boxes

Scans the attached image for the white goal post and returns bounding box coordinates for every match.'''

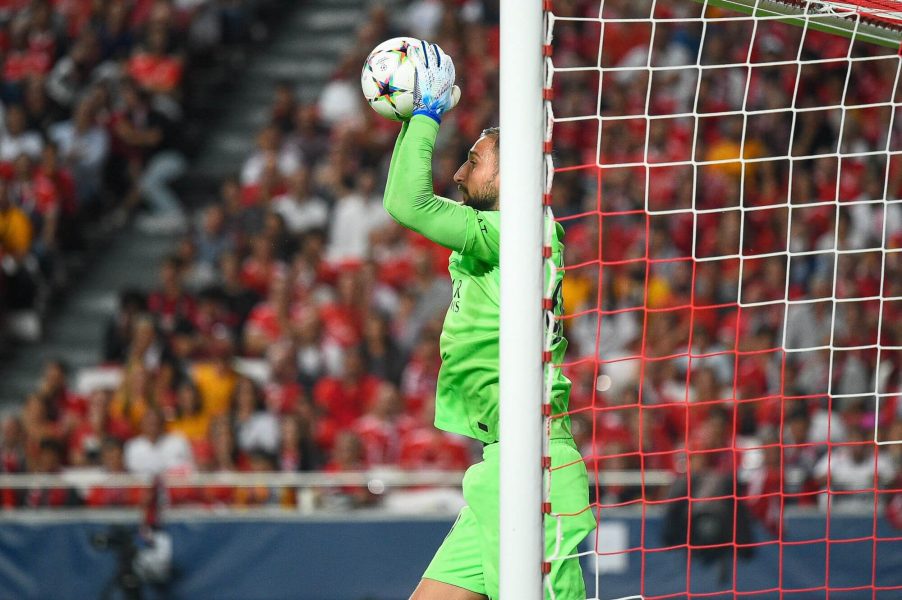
[499,0,546,598]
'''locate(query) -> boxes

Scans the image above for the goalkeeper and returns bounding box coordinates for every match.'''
[383,41,596,600]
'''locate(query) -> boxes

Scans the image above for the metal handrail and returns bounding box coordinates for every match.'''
[0,469,675,489]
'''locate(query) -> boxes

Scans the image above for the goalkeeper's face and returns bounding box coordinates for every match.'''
[454,134,499,211]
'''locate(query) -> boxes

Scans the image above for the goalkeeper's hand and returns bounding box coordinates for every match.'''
[410,39,461,124]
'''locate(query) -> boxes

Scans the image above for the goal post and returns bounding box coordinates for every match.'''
[499,1,545,599]
[500,0,902,598]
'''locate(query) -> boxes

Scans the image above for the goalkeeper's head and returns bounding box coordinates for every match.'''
[454,126,499,212]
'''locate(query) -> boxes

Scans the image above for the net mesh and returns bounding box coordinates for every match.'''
[542,1,902,598]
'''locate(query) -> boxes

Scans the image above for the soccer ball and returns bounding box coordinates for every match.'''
[361,37,419,121]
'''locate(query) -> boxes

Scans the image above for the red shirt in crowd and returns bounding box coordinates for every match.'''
[313,374,383,448]
[353,412,418,466]
[3,48,52,83]
[264,380,304,415]
[148,290,196,332]
[398,428,472,471]
[127,52,184,94]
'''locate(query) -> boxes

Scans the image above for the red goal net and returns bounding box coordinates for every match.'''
[543,1,902,598]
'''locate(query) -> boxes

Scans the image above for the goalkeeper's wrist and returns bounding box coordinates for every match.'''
[412,108,442,124]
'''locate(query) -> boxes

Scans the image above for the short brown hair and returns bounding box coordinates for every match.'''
[481,126,499,150]
[480,127,499,173]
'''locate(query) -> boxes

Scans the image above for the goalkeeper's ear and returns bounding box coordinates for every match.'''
[446,85,461,112]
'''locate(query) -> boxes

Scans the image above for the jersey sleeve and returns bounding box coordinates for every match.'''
[383,115,499,265]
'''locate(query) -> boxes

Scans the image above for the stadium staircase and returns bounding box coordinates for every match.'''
[0,0,394,408]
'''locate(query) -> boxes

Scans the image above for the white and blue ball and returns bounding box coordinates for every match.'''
[361,37,419,121]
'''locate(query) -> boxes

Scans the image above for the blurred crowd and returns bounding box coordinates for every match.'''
[0,0,899,519]
[0,0,498,510]
[550,0,901,523]
[0,0,277,342]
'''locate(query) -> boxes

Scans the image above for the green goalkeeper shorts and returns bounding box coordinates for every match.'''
[422,438,596,599]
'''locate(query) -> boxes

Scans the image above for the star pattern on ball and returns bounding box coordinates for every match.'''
[392,40,411,61]
[375,76,403,107]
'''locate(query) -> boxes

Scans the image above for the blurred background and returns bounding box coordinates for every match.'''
[0,0,500,496]
[0,0,899,598]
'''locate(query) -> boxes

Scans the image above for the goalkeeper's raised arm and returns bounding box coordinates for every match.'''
[382,41,500,265]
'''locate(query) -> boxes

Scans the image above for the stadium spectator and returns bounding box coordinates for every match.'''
[813,426,897,508]
[270,80,297,133]
[108,362,152,435]
[35,358,85,429]
[95,0,135,62]
[294,304,343,389]
[291,102,330,166]
[201,415,238,473]
[243,272,294,356]
[781,405,823,501]
[264,341,305,414]
[322,430,375,508]
[148,255,195,335]
[0,415,26,473]
[316,60,362,128]
[264,209,296,263]
[167,380,208,445]
[124,407,194,476]
[0,177,41,314]
[111,80,186,232]
[48,97,111,208]
[360,312,405,385]
[23,438,81,507]
[354,382,416,466]
[662,450,755,582]
[394,247,451,352]
[21,392,60,464]
[126,314,174,375]
[0,104,43,162]
[744,435,783,537]
[217,249,260,333]
[241,123,301,187]
[240,235,285,297]
[44,30,102,111]
[193,204,234,276]
[399,329,442,415]
[234,449,285,506]
[398,396,472,472]
[325,168,388,263]
[69,389,113,466]
[127,20,184,96]
[277,412,320,472]
[232,377,279,455]
[271,168,328,236]
[314,346,383,450]
[86,437,144,507]
[319,265,368,348]
[191,325,240,419]
[103,290,149,363]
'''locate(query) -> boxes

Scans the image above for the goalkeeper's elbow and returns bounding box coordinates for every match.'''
[383,191,429,231]
[382,192,410,227]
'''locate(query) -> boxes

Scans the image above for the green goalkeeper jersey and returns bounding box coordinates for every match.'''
[384,116,572,444]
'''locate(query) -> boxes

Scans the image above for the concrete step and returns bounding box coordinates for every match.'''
[214,105,271,133]
[289,8,365,32]
[243,56,335,82]
[269,34,352,57]
[194,131,253,162]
